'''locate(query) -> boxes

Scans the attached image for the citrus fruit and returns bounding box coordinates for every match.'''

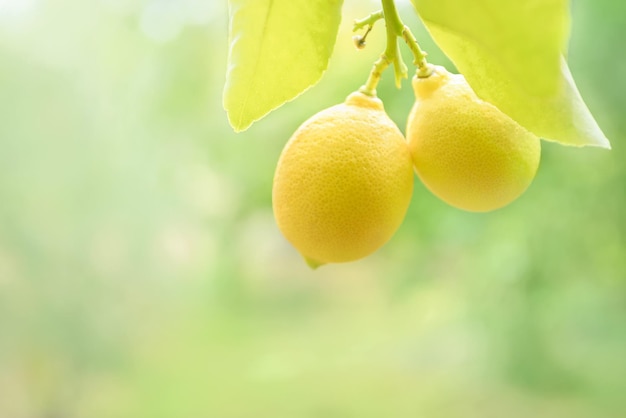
[406,65,541,212]
[273,91,414,268]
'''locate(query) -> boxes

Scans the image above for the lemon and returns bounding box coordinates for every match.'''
[273,91,414,268]
[406,65,541,212]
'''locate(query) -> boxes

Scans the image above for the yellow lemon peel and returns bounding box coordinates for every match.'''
[273,92,414,267]
[407,66,541,212]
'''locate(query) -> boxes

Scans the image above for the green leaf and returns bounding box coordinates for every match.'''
[223,0,343,132]
[412,0,610,148]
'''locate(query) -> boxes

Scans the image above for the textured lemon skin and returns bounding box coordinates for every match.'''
[407,66,541,212]
[273,92,414,266]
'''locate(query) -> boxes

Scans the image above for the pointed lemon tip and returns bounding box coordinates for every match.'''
[347,90,384,110]
[303,256,324,270]
[412,65,452,99]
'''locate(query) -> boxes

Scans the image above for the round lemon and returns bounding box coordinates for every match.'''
[406,66,541,212]
[273,92,414,267]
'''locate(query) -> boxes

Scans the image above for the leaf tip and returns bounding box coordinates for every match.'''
[226,113,250,133]
[598,139,611,150]
[223,94,251,133]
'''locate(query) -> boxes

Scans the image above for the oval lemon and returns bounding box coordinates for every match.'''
[406,66,541,212]
[273,92,414,267]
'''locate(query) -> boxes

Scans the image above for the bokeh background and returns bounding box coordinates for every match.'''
[1,0,625,417]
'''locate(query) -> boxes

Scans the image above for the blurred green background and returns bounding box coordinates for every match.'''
[1,0,625,417]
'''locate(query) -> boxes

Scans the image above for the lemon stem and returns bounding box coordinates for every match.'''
[382,0,403,35]
[359,56,391,97]
[359,0,431,96]
[402,26,433,77]
[352,10,384,32]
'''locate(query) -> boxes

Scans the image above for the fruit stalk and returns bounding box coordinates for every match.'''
[359,0,431,96]
[402,26,432,77]
[352,10,383,31]
[381,0,403,35]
